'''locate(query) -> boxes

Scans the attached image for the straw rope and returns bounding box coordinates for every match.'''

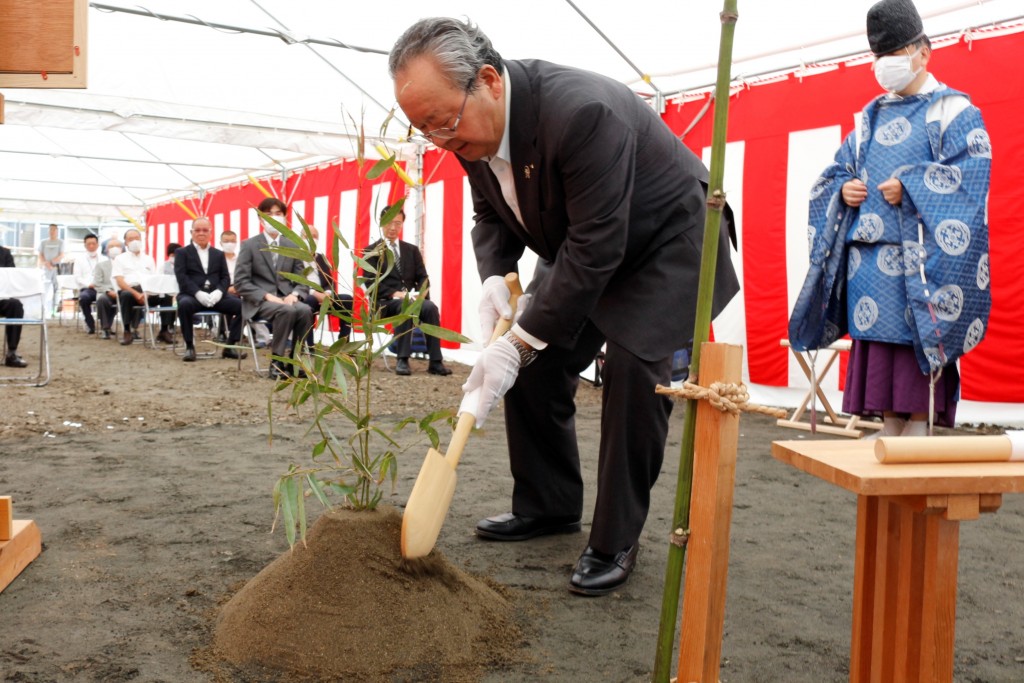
[656,381,787,418]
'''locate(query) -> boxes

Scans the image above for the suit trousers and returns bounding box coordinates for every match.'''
[380,297,443,361]
[177,293,243,348]
[503,319,673,555]
[253,299,313,357]
[96,292,117,331]
[0,298,24,350]
[78,287,98,330]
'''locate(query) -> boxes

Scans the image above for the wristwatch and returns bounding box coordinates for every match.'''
[502,330,538,367]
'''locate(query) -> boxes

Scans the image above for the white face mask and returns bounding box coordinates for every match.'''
[873,48,921,93]
[221,242,237,254]
[127,240,143,254]
[107,246,122,258]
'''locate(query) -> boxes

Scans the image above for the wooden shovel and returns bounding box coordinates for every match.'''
[401,273,524,559]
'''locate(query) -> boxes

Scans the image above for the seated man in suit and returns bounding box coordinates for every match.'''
[301,225,352,346]
[92,237,122,339]
[233,197,314,380]
[364,205,451,376]
[111,228,174,346]
[174,217,247,363]
[0,244,29,367]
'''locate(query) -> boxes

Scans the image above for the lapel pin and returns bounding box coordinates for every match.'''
[524,164,534,180]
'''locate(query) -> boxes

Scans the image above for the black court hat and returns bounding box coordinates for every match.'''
[867,0,926,56]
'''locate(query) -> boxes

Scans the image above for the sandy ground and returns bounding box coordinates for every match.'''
[1,324,1023,682]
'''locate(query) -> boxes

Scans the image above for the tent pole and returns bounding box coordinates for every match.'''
[652,2,738,681]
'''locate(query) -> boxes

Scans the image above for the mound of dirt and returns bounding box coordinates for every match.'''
[210,506,520,682]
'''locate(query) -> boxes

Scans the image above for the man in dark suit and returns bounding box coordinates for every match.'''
[173,217,247,363]
[233,197,313,380]
[300,225,352,346]
[363,205,452,377]
[0,245,29,367]
[390,18,740,595]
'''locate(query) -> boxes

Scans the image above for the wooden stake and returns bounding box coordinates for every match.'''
[676,343,743,682]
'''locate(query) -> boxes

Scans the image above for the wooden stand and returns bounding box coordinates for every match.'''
[0,496,41,593]
[772,440,1024,682]
[677,343,743,682]
[777,339,879,438]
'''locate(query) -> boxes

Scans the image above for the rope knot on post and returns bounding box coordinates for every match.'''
[656,381,787,418]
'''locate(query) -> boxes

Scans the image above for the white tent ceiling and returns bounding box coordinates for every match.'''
[1,0,1020,223]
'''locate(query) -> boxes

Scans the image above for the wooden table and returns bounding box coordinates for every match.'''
[772,439,1024,682]
[777,339,879,438]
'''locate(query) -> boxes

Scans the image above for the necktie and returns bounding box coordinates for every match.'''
[271,240,278,269]
[391,242,401,273]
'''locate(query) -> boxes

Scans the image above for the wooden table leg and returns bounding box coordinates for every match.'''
[850,495,962,682]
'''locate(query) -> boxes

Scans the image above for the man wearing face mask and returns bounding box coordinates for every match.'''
[92,237,123,339]
[234,197,314,380]
[112,228,175,346]
[790,0,991,439]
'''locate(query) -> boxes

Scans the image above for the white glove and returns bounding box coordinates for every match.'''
[461,336,521,428]
[513,293,531,324]
[478,275,513,344]
[195,291,212,307]
[209,289,223,305]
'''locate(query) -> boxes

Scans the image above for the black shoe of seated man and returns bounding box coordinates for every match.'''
[86,326,95,335]
[268,360,290,381]
[427,360,452,376]
[395,358,412,376]
[568,544,639,596]
[4,352,28,368]
[156,329,175,345]
[222,348,247,360]
[475,512,582,542]
[133,329,140,340]
[182,347,197,362]
[120,331,133,346]
[100,329,111,340]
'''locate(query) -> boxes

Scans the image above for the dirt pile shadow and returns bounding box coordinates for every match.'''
[206,505,520,682]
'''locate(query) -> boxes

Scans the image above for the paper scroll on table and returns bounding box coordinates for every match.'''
[875,431,1024,464]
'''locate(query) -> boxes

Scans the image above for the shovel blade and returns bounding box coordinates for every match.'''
[401,447,458,559]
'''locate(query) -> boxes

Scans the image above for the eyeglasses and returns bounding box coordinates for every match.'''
[408,87,471,144]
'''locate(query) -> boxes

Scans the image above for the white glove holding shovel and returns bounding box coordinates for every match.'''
[460,337,521,428]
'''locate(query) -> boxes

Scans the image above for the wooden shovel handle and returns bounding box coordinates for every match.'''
[445,411,477,469]
[487,273,524,345]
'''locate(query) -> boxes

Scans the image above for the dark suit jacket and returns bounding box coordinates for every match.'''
[462,59,740,361]
[173,243,231,298]
[0,246,14,269]
[233,233,309,321]
[363,239,430,304]
[308,252,336,295]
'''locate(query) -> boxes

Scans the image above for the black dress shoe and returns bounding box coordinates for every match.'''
[85,327,95,335]
[100,329,111,340]
[427,360,452,376]
[395,358,412,375]
[568,544,639,596]
[268,360,290,381]
[4,353,28,368]
[120,331,134,346]
[222,348,247,360]
[156,329,175,345]
[182,347,197,362]
[475,512,582,542]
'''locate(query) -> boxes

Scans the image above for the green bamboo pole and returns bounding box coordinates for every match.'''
[652,3,738,681]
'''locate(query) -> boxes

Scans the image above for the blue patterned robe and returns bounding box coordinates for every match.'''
[790,80,991,373]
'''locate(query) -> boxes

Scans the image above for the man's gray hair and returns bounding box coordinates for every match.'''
[388,17,503,91]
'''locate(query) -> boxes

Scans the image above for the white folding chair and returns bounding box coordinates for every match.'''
[55,273,82,327]
[139,273,179,350]
[0,268,50,387]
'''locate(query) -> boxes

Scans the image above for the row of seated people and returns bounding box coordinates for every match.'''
[69,197,452,380]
